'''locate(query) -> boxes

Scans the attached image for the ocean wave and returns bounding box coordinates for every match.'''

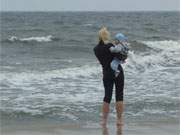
[1,64,179,121]
[6,35,59,43]
[0,105,90,121]
[83,23,93,26]
[0,65,101,87]
[125,40,180,72]
[141,40,180,51]
[1,39,180,87]
[142,40,180,64]
[1,97,179,121]
[129,40,154,52]
[144,27,158,32]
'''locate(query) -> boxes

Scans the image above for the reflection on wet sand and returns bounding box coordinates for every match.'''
[116,126,122,135]
[102,125,122,135]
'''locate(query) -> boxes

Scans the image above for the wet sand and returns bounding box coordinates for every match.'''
[1,119,179,135]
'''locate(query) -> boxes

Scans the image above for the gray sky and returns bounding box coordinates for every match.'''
[1,0,179,11]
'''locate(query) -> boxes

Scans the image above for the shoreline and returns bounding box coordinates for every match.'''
[1,118,179,135]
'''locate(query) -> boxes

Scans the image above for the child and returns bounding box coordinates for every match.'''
[109,33,129,77]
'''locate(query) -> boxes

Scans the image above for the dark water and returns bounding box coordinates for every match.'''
[0,11,180,124]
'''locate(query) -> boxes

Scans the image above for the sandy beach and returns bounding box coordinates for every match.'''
[1,119,179,135]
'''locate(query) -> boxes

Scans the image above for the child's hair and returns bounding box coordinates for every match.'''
[98,27,110,43]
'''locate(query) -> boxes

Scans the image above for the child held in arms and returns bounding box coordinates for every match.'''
[110,33,129,77]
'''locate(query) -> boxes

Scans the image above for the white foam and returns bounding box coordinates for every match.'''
[83,23,93,26]
[141,40,180,51]
[0,65,101,87]
[8,35,54,42]
[124,40,180,72]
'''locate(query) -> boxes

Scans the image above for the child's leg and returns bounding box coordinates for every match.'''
[110,59,120,72]
[111,59,122,77]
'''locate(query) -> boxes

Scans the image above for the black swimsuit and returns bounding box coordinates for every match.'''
[94,41,124,103]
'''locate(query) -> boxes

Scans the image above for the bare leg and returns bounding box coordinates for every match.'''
[101,102,110,126]
[116,101,124,126]
[102,126,109,135]
[116,125,123,135]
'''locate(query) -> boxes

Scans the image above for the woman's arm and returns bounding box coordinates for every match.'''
[112,52,124,61]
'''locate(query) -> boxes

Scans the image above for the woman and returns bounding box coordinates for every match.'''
[93,27,124,126]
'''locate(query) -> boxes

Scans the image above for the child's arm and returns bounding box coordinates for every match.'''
[119,43,129,56]
[109,45,123,53]
[110,45,126,61]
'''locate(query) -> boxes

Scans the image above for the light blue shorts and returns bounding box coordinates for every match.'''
[110,58,123,72]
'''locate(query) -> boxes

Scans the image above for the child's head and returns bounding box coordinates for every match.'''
[114,33,128,45]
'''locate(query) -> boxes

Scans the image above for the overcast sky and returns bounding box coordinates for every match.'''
[1,0,179,11]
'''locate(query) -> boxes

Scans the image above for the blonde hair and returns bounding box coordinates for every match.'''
[98,27,110,43]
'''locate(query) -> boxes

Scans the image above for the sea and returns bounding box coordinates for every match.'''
[0,11,180,125]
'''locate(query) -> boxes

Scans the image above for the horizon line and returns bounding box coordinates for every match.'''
[0,10,180,12]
